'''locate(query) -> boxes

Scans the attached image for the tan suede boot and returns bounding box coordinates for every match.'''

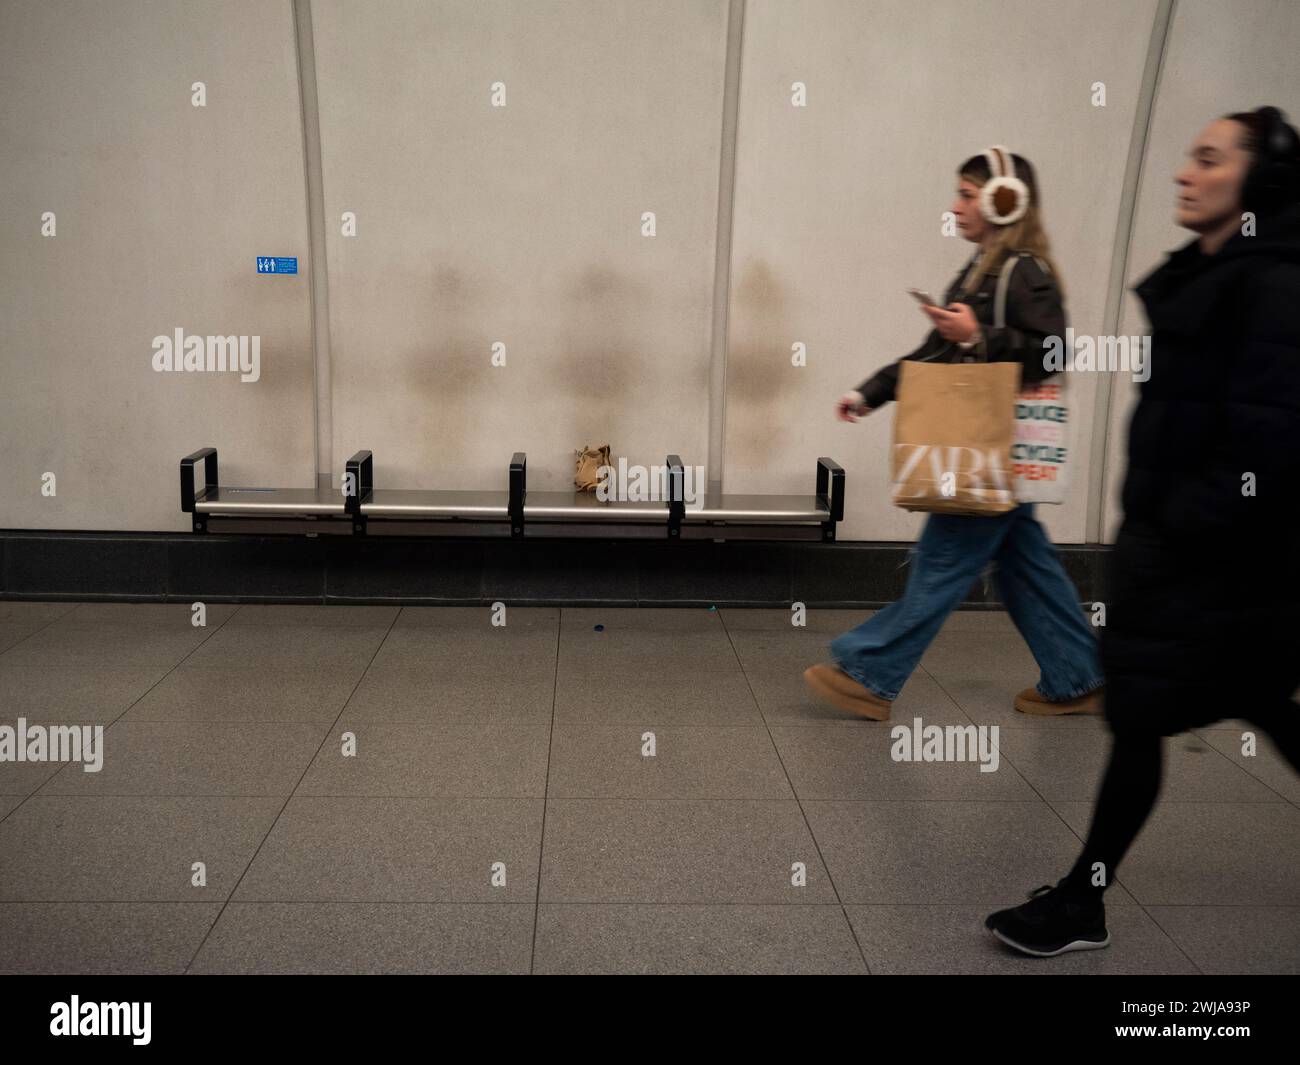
[1014,686,1104,716]
[803,663,893,721]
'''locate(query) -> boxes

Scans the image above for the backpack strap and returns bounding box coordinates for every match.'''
[994,253,1020,330]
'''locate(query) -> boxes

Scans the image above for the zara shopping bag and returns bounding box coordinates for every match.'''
[891,358,1021,515]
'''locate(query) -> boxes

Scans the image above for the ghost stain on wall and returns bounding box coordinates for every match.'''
[399,264,490,484]
[555,265,641,400]
[546,264,649,484]
[378,260,705,491]
[729,258,794,464]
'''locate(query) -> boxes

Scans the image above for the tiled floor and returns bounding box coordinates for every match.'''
[0,600,1295,974]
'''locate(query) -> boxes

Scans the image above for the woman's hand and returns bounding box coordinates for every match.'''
[923,301,979,343]
[836,391,870,422]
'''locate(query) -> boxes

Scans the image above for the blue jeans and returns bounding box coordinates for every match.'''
[829,504,1103,702]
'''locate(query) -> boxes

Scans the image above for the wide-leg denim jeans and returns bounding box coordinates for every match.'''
[829,504,1104,702]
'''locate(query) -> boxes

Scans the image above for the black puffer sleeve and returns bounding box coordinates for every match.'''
[853,329,947,409]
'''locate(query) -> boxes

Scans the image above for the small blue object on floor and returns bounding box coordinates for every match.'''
[594,624,604,632]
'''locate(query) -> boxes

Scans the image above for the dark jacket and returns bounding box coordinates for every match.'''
[1102,203,1300,734]
[854,249,1064,408]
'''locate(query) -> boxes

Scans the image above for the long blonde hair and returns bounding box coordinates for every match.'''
[958,152,1065,300]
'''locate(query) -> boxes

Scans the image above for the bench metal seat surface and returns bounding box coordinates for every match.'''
[523,491,669,522]
[360,489,511,518]
[685,492,829,522]
[194,485,346,516]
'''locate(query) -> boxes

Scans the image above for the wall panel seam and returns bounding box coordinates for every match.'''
[709,0,746,494]
[1088,0,1176,542]
[292,0,332,486]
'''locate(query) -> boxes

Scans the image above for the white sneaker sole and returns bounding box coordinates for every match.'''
[989,926,1111,957]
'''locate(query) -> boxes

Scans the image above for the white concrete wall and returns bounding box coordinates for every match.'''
[311,0,727,492]
[2,0,1296,540]
[0,0,314,530]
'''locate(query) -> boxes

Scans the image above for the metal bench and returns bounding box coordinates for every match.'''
[181,448,845,541]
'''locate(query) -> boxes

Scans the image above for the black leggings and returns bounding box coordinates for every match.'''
[1063,699,1300,896]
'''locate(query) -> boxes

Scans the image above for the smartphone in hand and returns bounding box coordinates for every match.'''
[907,288,939,307]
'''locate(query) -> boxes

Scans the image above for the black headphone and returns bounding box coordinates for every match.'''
[1241,105,1300,217]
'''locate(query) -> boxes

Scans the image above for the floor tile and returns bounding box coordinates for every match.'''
[1193,728,1300,804]
[232,797,543,903]
[0,664,168,723]
[0,795,283,901]
[36,722,327,796]
[554,663,761,726]
[0,902,221,974]
[803,800,1136,905]
[540,799,836,903]
[1052,801,1300,906]
[121,663,366,724]
[189,902,534,973]
[1145,906,1300,974]
[771,725,1036,800]
[535,903,866,974]
[341,666,555,724]
[296,722,550,797]
[848,903,1196,974]
[548,726,792,799]
[997,729,1287,804]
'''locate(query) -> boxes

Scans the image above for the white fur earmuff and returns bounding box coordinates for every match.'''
[978,145,1030,225]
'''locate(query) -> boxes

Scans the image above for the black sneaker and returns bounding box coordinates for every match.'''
[985,883,1110,957]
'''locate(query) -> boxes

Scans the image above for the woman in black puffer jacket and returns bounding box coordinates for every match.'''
[988,106,1300,958]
